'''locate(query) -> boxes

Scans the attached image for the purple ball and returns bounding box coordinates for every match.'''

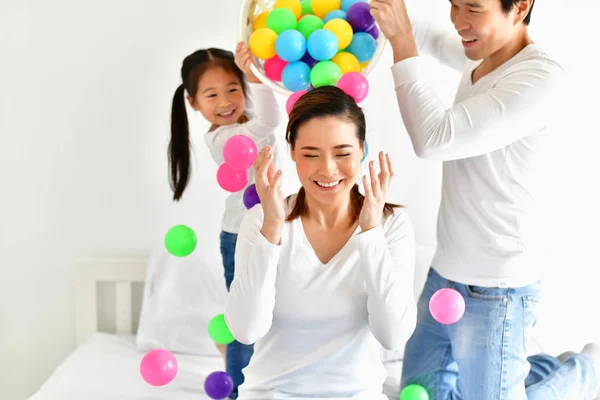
[204,371,233,399]
[347,2,375,32]
[243,184,260,209]
[300,52,319,68]
[366,24,379,40]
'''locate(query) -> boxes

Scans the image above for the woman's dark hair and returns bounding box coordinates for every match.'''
[501,0,534,25]
[168,48,247,201]
[285,86,401,224]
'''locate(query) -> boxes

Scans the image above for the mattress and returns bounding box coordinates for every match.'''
[30,332,403,400]
[30,333,227,400]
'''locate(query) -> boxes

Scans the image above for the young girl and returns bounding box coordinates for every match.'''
[168,42,280,399]
[225,86,418,399]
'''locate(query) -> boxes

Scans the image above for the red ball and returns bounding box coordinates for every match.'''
[264,55,288,82]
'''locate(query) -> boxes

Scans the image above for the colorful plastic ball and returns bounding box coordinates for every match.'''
[164,225,197,257]
[310,61,342,87]
[300,51,319,68]
[223,135,258,170]
[341,0,367,11]
[254,11,270,30]
[346,1,375,32]
[324,10,347,22]
[337,71,369,102]
[264,55,288,81]
[274,0,303,20]
[300,0,313,15]
[282,61,311,91]
[347,31,377,63]
[297,15,325,40]
[311,0,342,19]
[324,18,354,50]
[140,349,178,386]
[276,29,306,62]
[243,184,261,209]
[286,89,308,114]
[400,384,430,400]
[208,314,235,345]
[266,8,297,34]
[429,288,466,325]
[331,51,360,74]
[307,29,339,61]
[205,371,234,399]
[217,163,249,192]
[249,28,278,60]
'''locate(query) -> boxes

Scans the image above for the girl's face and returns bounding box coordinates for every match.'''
[188,66,246,127]
[290,116,364,206]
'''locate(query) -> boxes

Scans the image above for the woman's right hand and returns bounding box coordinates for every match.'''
[254,146,285,243]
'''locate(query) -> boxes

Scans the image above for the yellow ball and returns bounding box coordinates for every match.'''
[324,19,353,50]
[254,11,270,30]
[332,52,360,74]
[311,0,341,19]
[249,28,278,60]
[360,61,369,70]
[274,0,303,20]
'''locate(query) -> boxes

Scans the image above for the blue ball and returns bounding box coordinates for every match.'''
[324,10,347,23]
[347,32,377,63]
[282,61,311,91]
[307,29,339,61]
[276,30,307,62]
[341,0,368,12]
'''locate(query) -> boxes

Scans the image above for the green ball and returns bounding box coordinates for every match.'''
[300,0,313,15]
[400,384,430,400]
[310,61,342,88]
[208,314,235,345]
[164,225,197,257]
[266,8,297,34]
[297,15,325,40]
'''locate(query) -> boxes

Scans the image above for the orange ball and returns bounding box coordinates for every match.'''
[332,52,360,74]
[274,0,303,20]
[311,0,342,19]
[324,18,353,50]
[249,28,278,60]
[254,11,270,30]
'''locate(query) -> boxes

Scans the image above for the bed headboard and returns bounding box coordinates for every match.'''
[75,258,147,345]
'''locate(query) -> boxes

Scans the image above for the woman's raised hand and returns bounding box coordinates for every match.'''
[254,146,285,243]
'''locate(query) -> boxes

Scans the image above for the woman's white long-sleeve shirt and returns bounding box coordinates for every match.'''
[225,197,417,399]
[203,82,281,234]
[393,20,564,287]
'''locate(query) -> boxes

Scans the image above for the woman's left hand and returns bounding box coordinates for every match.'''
[359,151,394,232]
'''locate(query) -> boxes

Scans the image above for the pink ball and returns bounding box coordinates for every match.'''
[429,288,466,325]
[217,163,249,192]
[337,72,369,103]
[286,89,308,114]
[264,55,288,81]
[223,135,258,170]
[140,349,178,386]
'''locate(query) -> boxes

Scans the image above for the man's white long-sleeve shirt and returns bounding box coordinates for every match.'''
[394,21,564,287]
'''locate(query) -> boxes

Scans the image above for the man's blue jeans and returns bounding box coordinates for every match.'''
[401,267,599,399]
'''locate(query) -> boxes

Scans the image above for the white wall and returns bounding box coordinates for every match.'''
[0,0,598,398]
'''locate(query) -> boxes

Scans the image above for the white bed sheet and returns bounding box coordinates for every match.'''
[31,332,404,400]
[30,333,226,400]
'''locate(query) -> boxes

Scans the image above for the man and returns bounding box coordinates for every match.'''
[370,0,600,398]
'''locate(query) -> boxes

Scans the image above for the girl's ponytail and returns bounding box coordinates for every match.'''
[168,83,190,201]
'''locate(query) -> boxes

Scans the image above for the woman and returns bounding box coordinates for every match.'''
[225,86,417,399]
